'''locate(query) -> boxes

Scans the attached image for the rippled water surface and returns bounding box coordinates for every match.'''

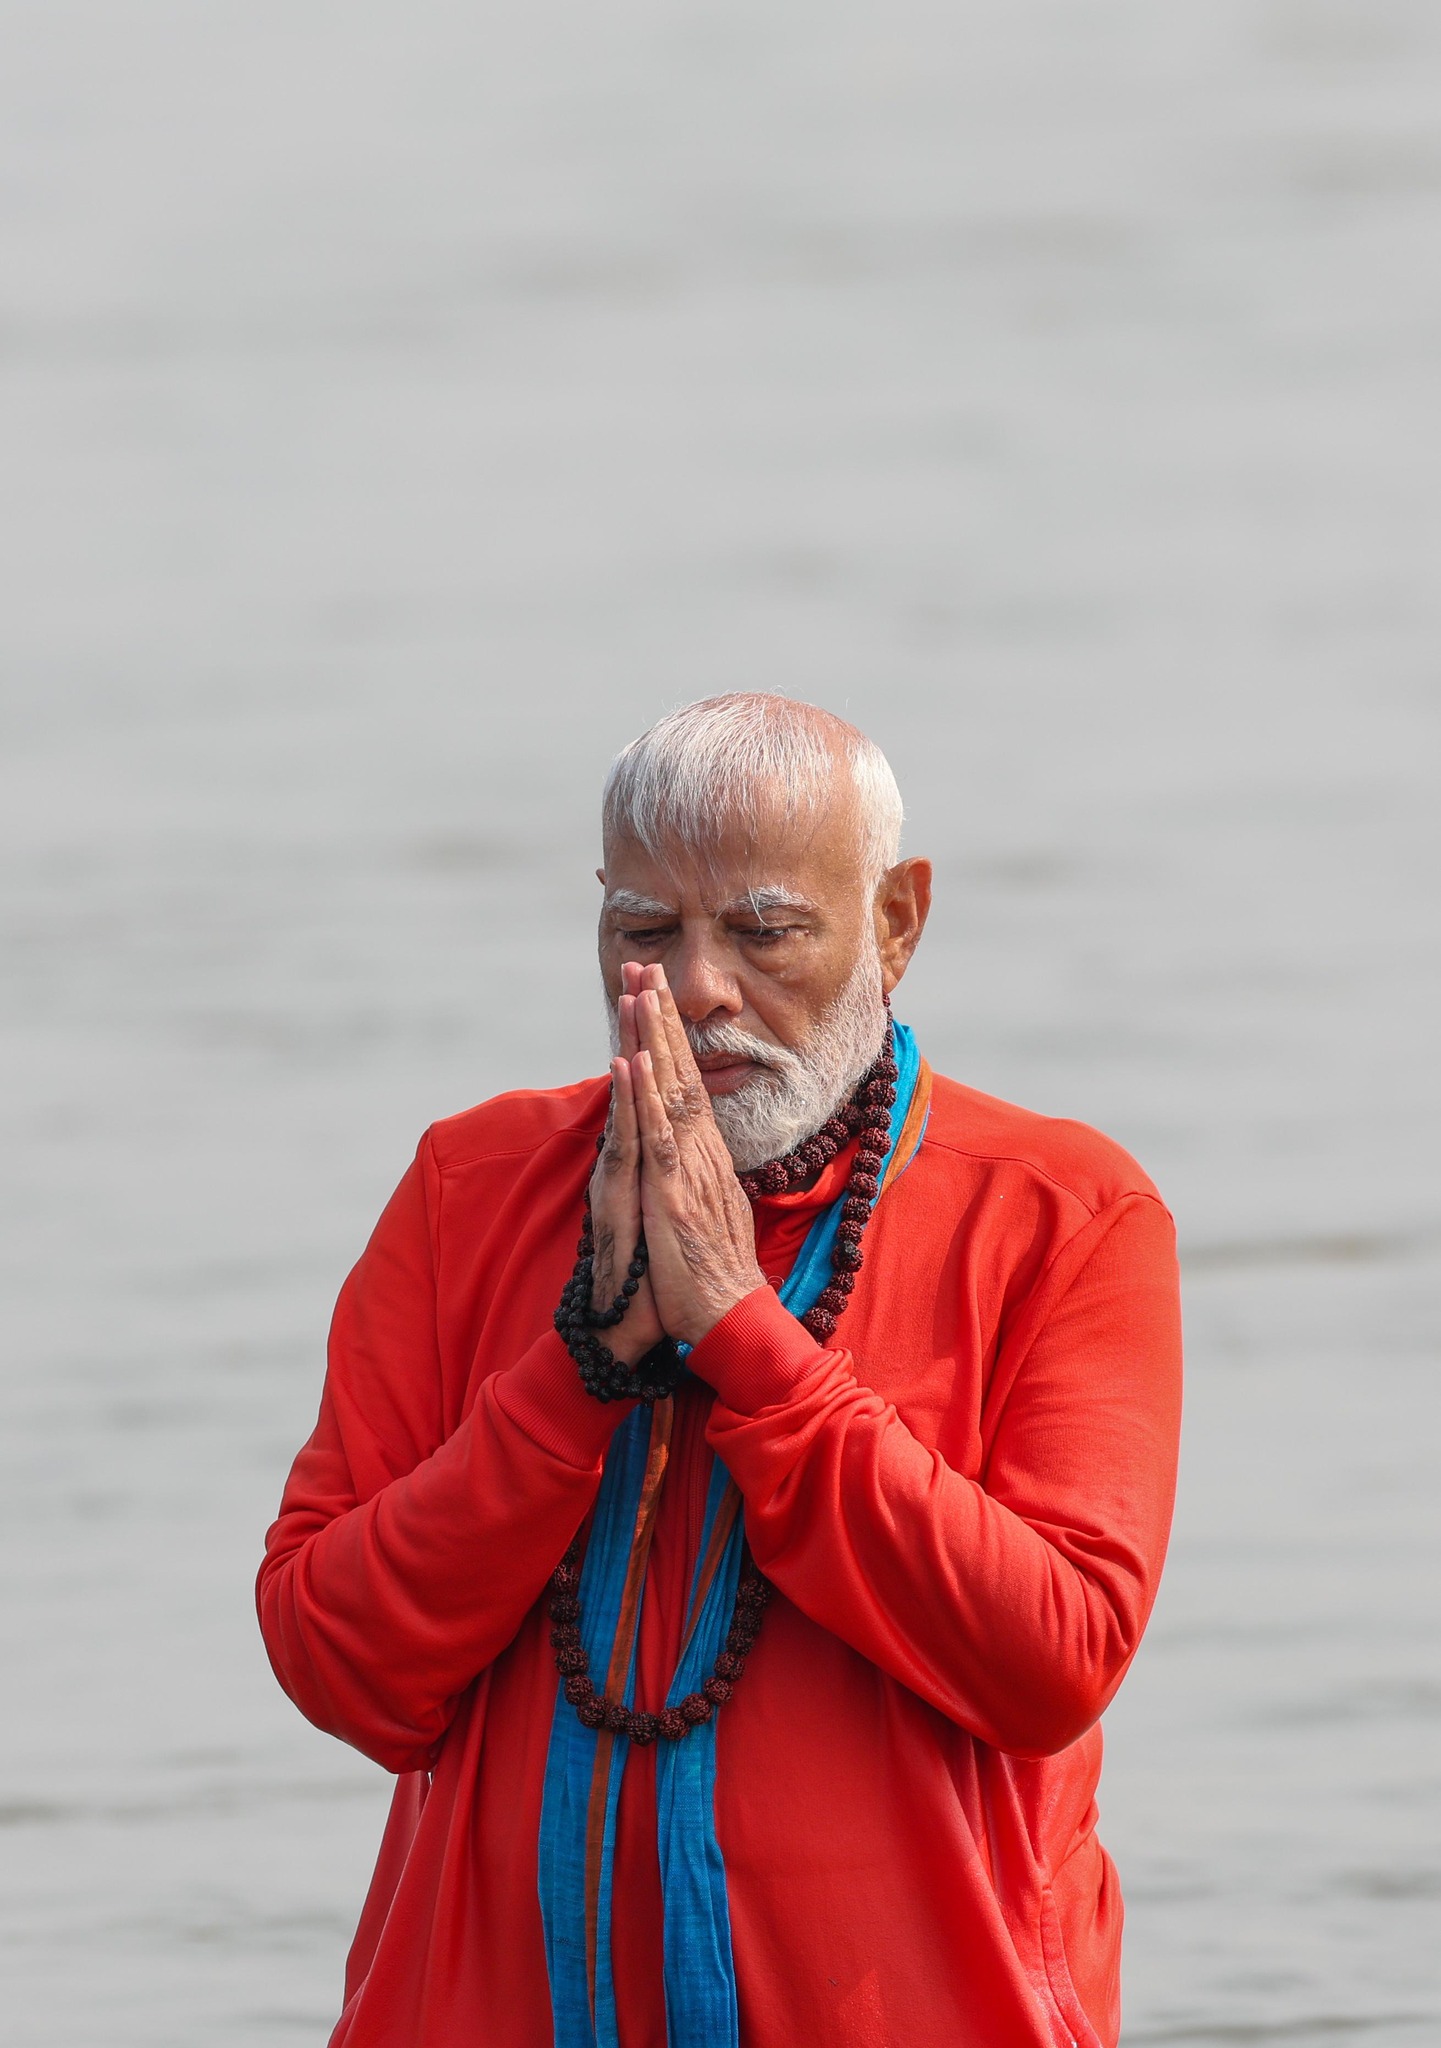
[2,4,1438,2043]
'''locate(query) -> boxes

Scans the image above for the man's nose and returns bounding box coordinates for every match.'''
[666,935,743,1025]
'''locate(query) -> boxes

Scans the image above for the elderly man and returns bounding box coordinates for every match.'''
[259,693,1182,2048]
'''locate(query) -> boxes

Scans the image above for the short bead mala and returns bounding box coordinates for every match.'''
[547,1022,899,1746]
[554,1207,682,1405]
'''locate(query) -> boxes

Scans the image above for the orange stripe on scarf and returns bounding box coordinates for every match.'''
[584,1397,673,2016]
[679,1481,744,1662]
[881,1058,931,1196]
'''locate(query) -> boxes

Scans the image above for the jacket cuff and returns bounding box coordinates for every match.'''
[687,1285,826,1413]
[491,1330,635,1467]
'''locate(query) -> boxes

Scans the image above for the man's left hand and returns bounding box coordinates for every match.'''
[625,971,766,1350]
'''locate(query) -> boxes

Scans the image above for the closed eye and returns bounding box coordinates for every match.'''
[617,926,676,945]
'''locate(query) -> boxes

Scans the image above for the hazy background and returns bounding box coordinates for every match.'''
[2,3,1438,2043]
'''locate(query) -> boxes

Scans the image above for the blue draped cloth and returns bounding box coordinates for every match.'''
[538,1023,924,2048]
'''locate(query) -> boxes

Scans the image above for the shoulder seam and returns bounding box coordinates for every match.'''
[431,1119,601,1177]
[917,1131,1157,1217]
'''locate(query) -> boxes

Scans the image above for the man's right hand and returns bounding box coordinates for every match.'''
[587,963,665,1363]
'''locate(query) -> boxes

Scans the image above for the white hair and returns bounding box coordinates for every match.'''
[603,693,904,886]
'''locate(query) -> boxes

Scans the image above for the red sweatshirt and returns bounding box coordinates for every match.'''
[258,1070,1182,2048]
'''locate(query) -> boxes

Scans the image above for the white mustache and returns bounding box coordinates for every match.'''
[683,1021,796,1080]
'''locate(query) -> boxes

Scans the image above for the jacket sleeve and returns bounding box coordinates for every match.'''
[695,1192,1182,1759]
[256,1134,630,1773]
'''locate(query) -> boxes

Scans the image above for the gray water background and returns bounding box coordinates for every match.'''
[2,3,1438,2042]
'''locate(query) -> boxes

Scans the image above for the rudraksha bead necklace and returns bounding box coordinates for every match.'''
[548,1019,899,1744]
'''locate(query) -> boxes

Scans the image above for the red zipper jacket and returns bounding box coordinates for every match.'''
[258,1070,1182,2047]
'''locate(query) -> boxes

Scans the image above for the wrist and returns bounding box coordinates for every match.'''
[604,1325,662,1366]
[688,1286,827,1410]
[674,1266,768,1349]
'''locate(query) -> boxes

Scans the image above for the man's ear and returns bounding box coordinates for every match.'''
[596,868,606,884]
[874,858,932,995]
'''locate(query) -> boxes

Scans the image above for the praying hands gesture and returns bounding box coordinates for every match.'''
[588,962,766,1359]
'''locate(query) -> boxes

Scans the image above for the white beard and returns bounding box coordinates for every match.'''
[607,948,889,1172]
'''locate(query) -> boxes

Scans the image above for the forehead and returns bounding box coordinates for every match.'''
[603,793,866,910]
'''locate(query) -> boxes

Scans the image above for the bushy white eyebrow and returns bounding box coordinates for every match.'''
[604,889,676,920]
[725,887,817,921]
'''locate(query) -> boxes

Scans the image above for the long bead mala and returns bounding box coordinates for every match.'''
[548,1544,771,1745]
[547,1023,899,1745]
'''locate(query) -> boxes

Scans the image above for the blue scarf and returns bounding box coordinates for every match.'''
[538,1024,926,2047]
